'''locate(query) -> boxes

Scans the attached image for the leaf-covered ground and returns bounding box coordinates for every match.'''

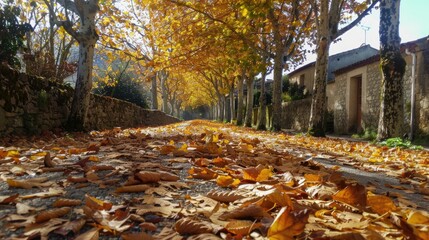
[0,120,428,239]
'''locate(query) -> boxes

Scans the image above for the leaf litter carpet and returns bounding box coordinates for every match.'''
[0,120,428,239]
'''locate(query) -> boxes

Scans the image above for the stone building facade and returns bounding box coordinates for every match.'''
[333,37,428,135]
[0,64,179,136]
[285,36,429,137]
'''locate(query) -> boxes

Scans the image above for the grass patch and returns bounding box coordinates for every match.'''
[379,137,423,150]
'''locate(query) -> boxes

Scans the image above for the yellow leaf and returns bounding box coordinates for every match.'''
[367,194,397,215]
[268,207,309,240]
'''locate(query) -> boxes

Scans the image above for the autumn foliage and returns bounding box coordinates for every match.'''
[0,120,428,239]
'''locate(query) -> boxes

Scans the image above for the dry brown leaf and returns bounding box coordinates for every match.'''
[140,222,157,231]
[52,198,82,207]
[216,175,240,188]
[43,152,55,167]
[187,233,222,240]
[219,204,271,220]
[174,218,213,235]
[332,183,367,208]
[35,207,71,223]
[306,184,337,201]
[206,190,245,203]
[188,167,217,180]
[135,171,161,183]
[115,184,151,193]
[0,193,19,204]
[160,145,176,155]
[122,232,154,240]
[16,203,37,214]
[153,227,182,240]
[267,207,309,240]
[67,175,88,183]
[267,188,294,208]
[54,218,86,235]
[74,228,99,240]
[7,178,53,189]
[242,165,273,182]
[159,171,180,181]
[367,194,397,215]
[85,194,112,211]
[24,218,65,239]
[225,220,262,235]
[21,187,65,199]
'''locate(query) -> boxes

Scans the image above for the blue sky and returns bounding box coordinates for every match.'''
[303,0,429,65]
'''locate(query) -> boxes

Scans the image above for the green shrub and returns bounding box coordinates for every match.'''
[0,2,32,67]
[379,137,423,150]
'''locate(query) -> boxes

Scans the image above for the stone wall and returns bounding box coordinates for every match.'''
[333,74,348,134]
[280,98,312,131]
[362,62,381,132]
[0,64,179,136]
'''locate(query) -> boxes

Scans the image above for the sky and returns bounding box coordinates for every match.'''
[294,0,429,69]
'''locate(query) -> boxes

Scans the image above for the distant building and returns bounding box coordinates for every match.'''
[285,36,429,136]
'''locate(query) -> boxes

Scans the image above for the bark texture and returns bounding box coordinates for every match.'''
[151,74,158,110]
[377,0,406,140]
[257,71,267,130]
[62,0,99,131]
[236,74,245,126]
[308,0,379,136]
[244,73,254,127]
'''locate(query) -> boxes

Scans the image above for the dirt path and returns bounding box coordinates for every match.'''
[0,120,428,239]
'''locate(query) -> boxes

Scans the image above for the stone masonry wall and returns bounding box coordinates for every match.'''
[280,98,312,131]
[363,62,382,131]
[333,74,348,134]
[0,64,179,136]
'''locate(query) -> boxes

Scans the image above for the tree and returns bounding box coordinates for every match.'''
[0,1,32,67]
[44,0,100,131]
[377,0,405,140]
[308,0,380,136]
[19,0,77,81]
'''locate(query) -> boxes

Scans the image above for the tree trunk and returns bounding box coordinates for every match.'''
[244,73,254,127]
[151,74,158,109]
[218,97,225,122]
[160,72,168,113]
[230,84,235,122]
[236,73,245,125]
[271,52,283,131]
[65,1,99,131]
[308,37,330,137]
[257,71,267,130]
[225,95,231,122]
[377,0,405,140]
[67,41,96,131]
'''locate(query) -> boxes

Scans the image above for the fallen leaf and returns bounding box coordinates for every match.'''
[242,165,272,182]
[332,183,367,208]
[44,152,55,167]
[135,171,161,183]
[85,194,112,211]
[52,198,82,207]
[16,203,37,214]
[122,232,154,240]
[225,220,262,235]
[54,218,86,235]
[219,204,271,220]
[0,193,19,204]
[115,184,151,193]
[367,194,397,215]
[206,190,245,203]
[74,228,99,240]
[174,217,213,235]
[267,207,309,240]
[35,207,71,223]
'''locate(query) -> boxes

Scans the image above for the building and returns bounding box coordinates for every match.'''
[286,36,429,136]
